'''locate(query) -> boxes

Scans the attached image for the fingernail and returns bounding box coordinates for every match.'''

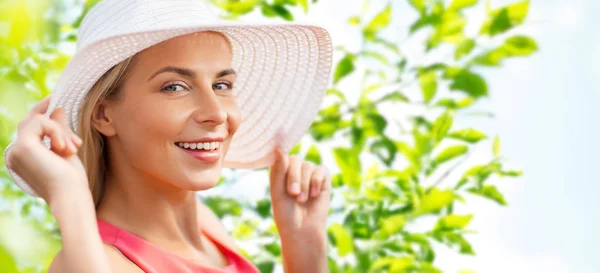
[311,187,319,197]
[67,139,76,152]
[290,182,300,194]
[74,135,82,146]
[297,192,306,202]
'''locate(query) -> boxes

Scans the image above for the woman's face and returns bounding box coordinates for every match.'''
[101,31,241,191]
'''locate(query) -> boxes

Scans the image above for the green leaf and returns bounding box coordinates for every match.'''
[255,199,271,218]
[299,0,309,13]
[363,4,392,40]
[271,4,294,21]
[436,97,474,109]
[361,51,389,65]
[334,54,355,84]
[434,145,468,164]
[419,71,437,102]
[364,112,387,135]
[263,242,281,256]
[290,143,301,155]
[500,169,523,177]
[328,223,354,256]
[473,35,538,66]
[232,219,259,239]
[221,0,260,16]
[379,92,409,103]
[468,185,507,205]
[448,128,487,143]
[493,135,500,156]
[504,35,538,55]
[408,0,426,14]
[305,144,322,164]
[373,37,402,55]
[0,246,18,272]
[202,196,242,218]
[438,232,475,255]
[257,261,275,273]
[260,3,278,17]
[370,137,397,166]
[415,189,454,216]
[348,15,361,25]
[332,148,361,188]
[448,0,477,10]
[396,141,421,170]
[431,112,453,144]
[455,38,475,60]
[326,88,347,102]
[444,68,488,98]
[434,214,473,231]
[378,215,406,239]
[480,1,529,36]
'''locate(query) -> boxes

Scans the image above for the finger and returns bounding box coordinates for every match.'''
[49,109,76,155]
[297,162,314,203]
[27,96,51,117]
[309,166,327,198]
[269,146,289,196]
[21,114,68,154]
[50,108,78,155]
[286,156,302,196]
[70,133,83,148]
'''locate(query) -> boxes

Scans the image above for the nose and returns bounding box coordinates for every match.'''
[192,88,227,126]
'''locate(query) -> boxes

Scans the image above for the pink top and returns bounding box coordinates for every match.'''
[97,219,261,273]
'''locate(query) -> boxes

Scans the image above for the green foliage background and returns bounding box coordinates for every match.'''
[0,0,536,272]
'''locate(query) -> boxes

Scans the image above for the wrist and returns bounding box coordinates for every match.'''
[49,186,94,221]
[281,230,328,254]
[280,232,328,273]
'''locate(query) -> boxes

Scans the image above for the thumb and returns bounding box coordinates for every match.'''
[269,145,289,196]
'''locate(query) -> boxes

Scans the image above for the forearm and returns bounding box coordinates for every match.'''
[280,232,329,273]
[50,188,112,273]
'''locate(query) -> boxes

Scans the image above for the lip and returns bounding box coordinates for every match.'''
[176,144,221,163]
[177,137,224,143]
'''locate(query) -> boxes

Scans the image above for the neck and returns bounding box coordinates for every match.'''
[96,152,204,253]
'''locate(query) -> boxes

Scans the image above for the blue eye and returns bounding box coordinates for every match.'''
[162,82,187,92]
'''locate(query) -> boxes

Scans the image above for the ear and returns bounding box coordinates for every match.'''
[91,101,117,137]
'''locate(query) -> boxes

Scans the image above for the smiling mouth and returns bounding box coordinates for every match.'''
[174,141,222,163]
[175,141,220,151]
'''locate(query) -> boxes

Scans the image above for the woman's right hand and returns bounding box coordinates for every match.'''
[5,95,88,204]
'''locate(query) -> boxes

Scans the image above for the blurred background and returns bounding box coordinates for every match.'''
[0,0,597,272]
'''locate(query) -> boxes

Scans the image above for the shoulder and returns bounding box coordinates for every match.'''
[48,244,144,273]
[196,198,240,251]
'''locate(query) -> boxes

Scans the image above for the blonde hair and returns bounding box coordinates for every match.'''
[77,55,138,207]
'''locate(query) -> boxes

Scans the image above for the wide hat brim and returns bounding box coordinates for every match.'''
[4,1,332,197]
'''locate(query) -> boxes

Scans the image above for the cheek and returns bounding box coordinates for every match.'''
[223,99,241,151]
[116,99,183,155]
[226,101,241,135]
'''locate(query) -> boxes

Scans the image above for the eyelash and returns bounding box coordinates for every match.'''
[161,81,233,93]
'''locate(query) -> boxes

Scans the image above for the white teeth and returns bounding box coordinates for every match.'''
[176,141,221,151]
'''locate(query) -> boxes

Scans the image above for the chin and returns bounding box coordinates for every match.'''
[176,171,222,191]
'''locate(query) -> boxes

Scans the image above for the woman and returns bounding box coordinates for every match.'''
[4,1,333,272]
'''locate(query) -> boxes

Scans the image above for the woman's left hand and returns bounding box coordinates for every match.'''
[269,146,331,239]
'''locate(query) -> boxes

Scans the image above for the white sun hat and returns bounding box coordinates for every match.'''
[3,0,332,197]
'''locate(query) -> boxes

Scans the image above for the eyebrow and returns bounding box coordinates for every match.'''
[147,66,236,81]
